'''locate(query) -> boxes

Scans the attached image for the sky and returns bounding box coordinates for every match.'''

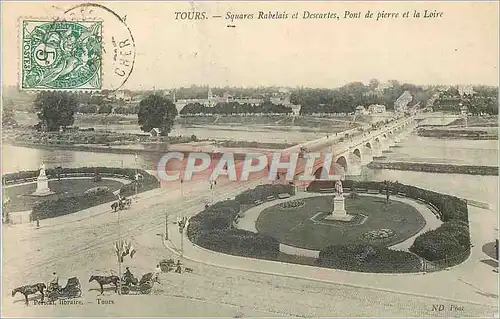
[2,1,499,90]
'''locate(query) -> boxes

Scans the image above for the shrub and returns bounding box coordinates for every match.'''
[84,186,110,195]
[409,228,465,261]
[197,229,280,259]
[32,188,116,220]
[186,200,242,243]
[317,243,421,273]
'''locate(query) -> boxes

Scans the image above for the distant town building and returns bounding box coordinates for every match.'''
[175,87,293,111]
[367,104,386,114]
[459,103,468,115]
[375,82,392,93]
[394,91,413,112]
[458,85,475,96]
[149,128,161,137]
[290,104,301,115]
[110,91,132,102]
[355,105,369,115]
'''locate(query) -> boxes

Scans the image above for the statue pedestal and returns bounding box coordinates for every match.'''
[31,175,54,197]
[325,195,354,221]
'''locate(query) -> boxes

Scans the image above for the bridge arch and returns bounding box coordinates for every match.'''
[335,156,348,173]
[313,162,344,179]
[353,148,361,159]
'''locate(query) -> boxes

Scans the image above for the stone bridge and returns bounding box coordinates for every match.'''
[273,116,417,184]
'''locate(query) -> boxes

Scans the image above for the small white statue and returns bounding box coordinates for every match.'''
[335,180,343,196]
[39,163,47,177]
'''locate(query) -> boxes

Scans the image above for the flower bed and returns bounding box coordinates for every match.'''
[317,243,422,273]
[361,229,395,241]
[278,199,305,209]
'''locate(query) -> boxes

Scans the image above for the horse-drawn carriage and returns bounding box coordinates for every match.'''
[159,259,176,272]
[111,198,132,212]
[47,277,82,301]
[120,272,157,295]
[159,259,192,273]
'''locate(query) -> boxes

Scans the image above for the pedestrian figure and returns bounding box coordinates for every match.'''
[36,217,40,228]
[153,264,161,282]
[175,260,182,274]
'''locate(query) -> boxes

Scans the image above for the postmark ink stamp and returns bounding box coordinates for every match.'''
[21,20,102,90]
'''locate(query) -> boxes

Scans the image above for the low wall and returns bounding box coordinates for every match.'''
[466,199,491,210]
[279,243,320,259]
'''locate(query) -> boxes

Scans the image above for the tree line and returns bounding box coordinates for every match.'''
[433,85,498,115]
[180,101,292,115]
[292,80,431,115]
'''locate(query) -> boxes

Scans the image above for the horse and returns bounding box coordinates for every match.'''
[89,275,120,295]
[12,283,46,305]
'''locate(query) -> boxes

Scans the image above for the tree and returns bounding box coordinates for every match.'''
[137,94,178,136]
[98,104,113,114]
[368,79,380,91]
[34,92,77,131]
[2,107,17,126]
[78,104,98,114]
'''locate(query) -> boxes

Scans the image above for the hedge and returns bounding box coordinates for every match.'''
[187,193,282,259]
[317,244,422,273]
[308,180,471,267]
[235,184,295,204]
[409,221,471,261]
[197,229,280,259]
[187,200,241,243]
[32,188,116,220]
[3,167,160,197]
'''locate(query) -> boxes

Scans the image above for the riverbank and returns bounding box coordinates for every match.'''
[3,141,275,162]
[367,162,498,176]
[417,127,498,140]
[2,127,296,153]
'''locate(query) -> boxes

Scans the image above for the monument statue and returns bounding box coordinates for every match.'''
[39,163,47,177]
[32,162,54,196]
[335,180,343,196]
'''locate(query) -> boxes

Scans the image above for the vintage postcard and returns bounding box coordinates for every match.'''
[1,1,499,318]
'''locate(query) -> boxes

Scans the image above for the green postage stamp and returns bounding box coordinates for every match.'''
[21,20,102,90]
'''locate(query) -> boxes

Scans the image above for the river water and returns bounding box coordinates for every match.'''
[2,131,498,211]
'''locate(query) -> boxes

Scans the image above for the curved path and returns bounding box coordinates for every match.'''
[236,192,442,255]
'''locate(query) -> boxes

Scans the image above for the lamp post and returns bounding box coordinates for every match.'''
[165,210,169,241]
[116,209,122,295]
[383,180,398,204]
[134,153,139,203]
[209,179,216,204]
[178,216,187,258]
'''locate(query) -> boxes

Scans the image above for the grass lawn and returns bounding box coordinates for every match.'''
[4,179,124,212]
[256,195,426,250]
